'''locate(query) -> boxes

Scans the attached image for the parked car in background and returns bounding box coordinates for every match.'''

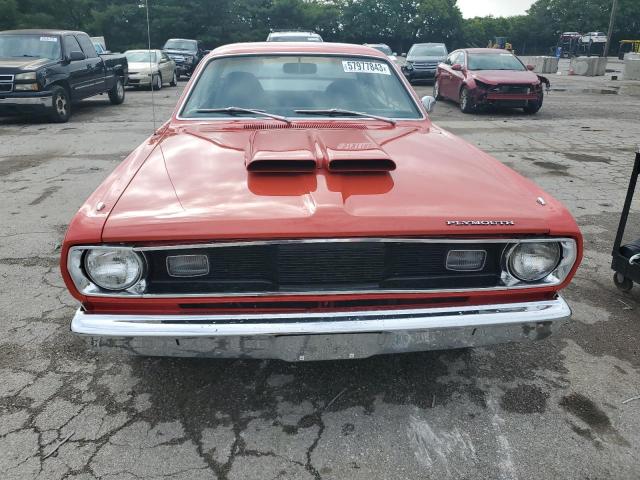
[125,49,176,90]
[363,43,398,64]
[0,29,127,122]
[266,30,323,42]
[93,42,107,55]
[402,42,448,83]
[162,38,204,78]
[580,32,607,45]
[434,48,547,114]
[61,42,582,362]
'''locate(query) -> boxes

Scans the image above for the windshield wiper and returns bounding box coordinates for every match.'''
[294,108,396,125]
[194,107,291,123]
[12,55,39,58]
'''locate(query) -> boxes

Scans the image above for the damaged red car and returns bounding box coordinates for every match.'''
[434,48,548,114]
[60,42,581,361]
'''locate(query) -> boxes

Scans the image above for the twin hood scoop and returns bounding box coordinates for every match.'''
[246,129,396,173]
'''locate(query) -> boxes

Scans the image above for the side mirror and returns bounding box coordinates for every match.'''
[421,95,436,113]
[526,64,535,71]
[451,63,463,71]
[68,51,86,62]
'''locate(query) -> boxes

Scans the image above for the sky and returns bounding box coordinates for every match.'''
[457,0,536,18]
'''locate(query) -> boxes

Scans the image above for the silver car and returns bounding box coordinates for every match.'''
[266,30,323,42]
[124,49,177,89]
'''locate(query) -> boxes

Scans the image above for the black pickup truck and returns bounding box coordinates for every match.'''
[162,38,206,78]
[0,29,128,122]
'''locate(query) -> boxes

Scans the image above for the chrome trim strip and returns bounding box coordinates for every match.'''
[131,237,574,252]
[71,297,571,337]
[66,238,577,298]
[174,53,426,122]
[0,96,53,106]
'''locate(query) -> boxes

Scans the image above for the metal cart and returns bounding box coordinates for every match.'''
[612,149,640,291]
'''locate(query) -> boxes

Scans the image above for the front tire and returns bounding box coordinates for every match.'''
[523,90,543,114]
[152,73,162,91]
[170,71,177,87]
[459,87,474,113]
[48,86,71,123]
[108,77,125,105]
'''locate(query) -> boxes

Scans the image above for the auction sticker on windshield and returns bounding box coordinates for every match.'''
[342,60,390,75]
[40,36,58,42]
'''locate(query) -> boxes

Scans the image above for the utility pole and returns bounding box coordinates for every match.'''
[603,0,618,58]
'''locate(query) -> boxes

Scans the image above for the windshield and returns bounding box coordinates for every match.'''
[164,40,196,51]
[125,51,157,63]
[409,45,446,57]
[181,55,421,119]
[0,34,61,60]
[467,53,525,71]
[369,45,392,55]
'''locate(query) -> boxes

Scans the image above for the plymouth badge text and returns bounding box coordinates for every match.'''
[447,220,515,226]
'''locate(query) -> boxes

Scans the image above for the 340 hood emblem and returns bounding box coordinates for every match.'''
[447,220,515,226]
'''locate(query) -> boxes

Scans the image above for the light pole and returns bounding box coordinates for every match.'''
[603,0,618,58]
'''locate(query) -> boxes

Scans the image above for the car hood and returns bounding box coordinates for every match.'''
[128,61,158,71]
[0,57,55,71]
[406,55,445,63]
[469,70,539,84]
[163,49,194,56]
[101,123,575,242]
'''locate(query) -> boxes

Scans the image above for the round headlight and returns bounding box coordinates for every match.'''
[508,242,561,282]
[84,249,143,291]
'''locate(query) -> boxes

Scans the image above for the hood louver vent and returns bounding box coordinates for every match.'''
[242,122,368,130]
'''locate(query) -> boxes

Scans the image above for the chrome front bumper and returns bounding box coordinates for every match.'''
[0,94,53,107]
[127,74,153,86]
[71,297,571,361]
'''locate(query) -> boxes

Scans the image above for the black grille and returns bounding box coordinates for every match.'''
[493,84,531,94]
[0,74,13,93]
[143,241,504,295]
[412,63,438,71]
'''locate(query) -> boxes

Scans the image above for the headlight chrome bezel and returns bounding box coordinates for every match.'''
[501,239,577,287]
[68,246,147,295]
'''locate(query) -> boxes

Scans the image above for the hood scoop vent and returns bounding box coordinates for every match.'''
[245,129,395,173]
[328,158,396,172]
[323,130,395,173]
[246,130,317,173]
[247,157,317,173]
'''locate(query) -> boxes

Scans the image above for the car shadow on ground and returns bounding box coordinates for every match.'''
[129,348,483,421]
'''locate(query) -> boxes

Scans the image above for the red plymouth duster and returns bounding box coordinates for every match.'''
[60,42,582,361]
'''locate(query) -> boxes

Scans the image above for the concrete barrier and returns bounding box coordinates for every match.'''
[624,56,640,80]
[623,52,640,61]
[519,56,558,74]
[569,56,607,76]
